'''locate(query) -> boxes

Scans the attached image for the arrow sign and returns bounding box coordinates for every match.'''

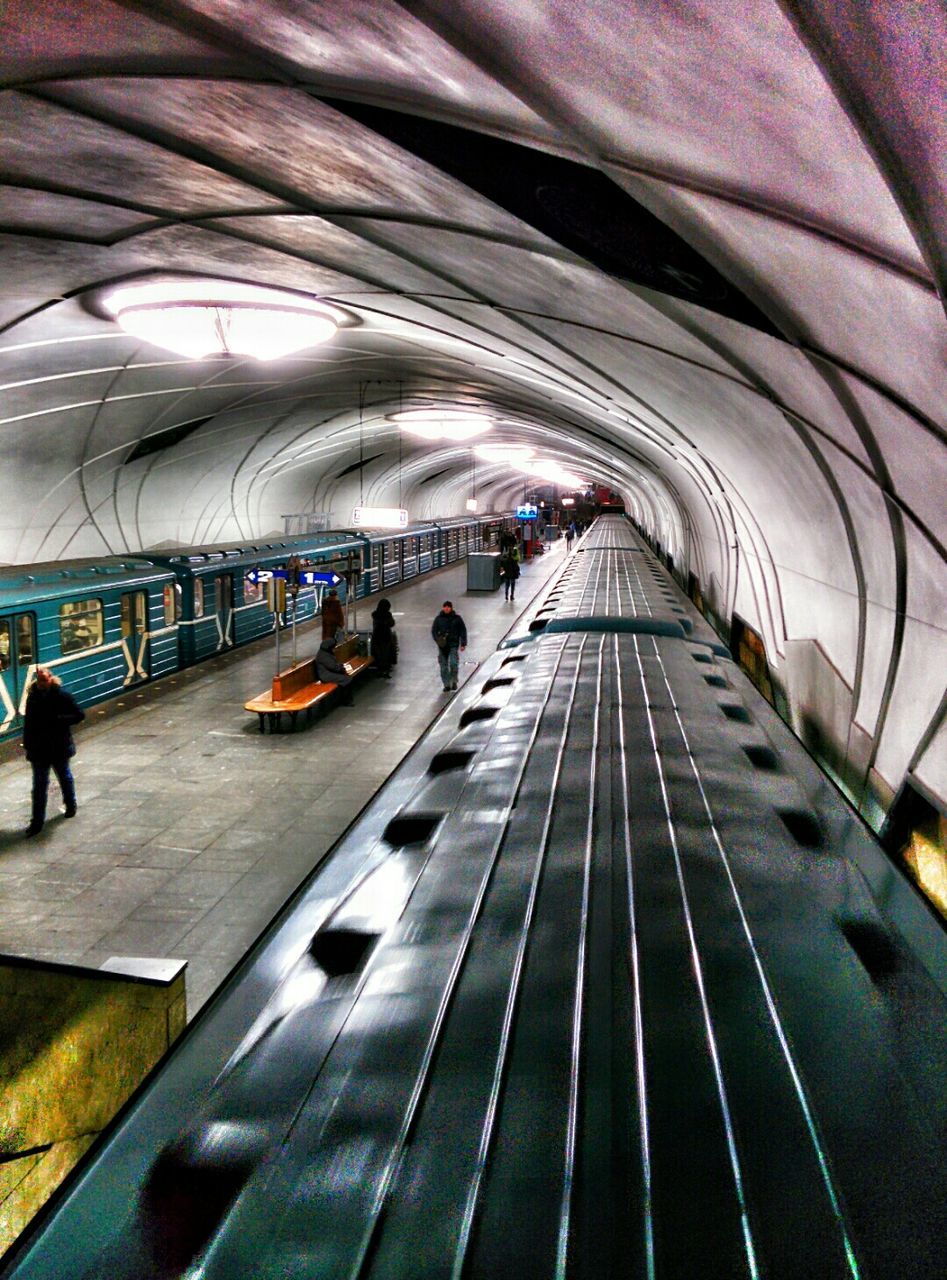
[246,568,343,586]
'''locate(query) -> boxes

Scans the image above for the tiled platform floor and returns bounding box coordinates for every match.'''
[0,544,566,1015]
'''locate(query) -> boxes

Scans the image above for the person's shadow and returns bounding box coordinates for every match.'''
[0,823,49,849]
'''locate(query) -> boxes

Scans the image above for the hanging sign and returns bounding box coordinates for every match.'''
[351,506,409,528]
[248,567,345,586]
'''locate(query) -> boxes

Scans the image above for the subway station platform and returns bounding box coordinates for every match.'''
[0,543,568,1014]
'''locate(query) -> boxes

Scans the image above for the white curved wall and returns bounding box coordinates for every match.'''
[0,0,944,826]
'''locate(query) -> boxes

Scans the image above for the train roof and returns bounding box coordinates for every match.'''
[144,531,365,570]
[0,557,174,606]
[144,531,364,556]
[345,521,439,541]
[348,513,510,541]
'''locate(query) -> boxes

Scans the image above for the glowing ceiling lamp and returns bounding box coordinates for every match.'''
[392,409,493,442]
[466,498,479,512]
[475,443,535,463]
[102,279,342,360]
[517,458,587,488]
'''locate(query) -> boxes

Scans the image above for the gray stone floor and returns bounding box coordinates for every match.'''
[0,544,565,1016]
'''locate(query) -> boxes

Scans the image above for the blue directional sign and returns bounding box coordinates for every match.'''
[245,568,343,586]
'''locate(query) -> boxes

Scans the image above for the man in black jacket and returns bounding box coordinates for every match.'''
[22,667,84,837]
[431,601,467,692]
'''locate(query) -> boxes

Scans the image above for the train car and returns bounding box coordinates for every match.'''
[6,515,945,1280]
[434,515,478,565]
[476,511,514,551]
[147,534,365,664]
[354,522,441,594]
[352,511,513,594]
[0,515,513,736]
[0,558,179,740]
[356,513,517,595]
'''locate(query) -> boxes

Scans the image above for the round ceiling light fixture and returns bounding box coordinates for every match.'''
[518,458,587,488]
[474,443,536,463]
[391,409,493,442]
[101,279,344,360]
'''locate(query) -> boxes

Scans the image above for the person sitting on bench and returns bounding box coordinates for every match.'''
[316,637,354,705]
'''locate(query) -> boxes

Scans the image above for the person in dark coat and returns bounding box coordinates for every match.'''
[320,588,345,641]
[22,667,84,837]
[371,598,396,678]
[499,551,521,601]
[431,601,467,692]
[315,637,354,704]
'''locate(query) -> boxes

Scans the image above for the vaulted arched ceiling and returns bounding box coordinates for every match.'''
[1,0,944,823]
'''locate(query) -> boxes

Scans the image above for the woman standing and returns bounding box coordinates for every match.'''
[371,598,396,678]
[22,667,85,837]
[499,551,521,601]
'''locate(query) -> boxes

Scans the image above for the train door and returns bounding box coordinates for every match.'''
[0,612,36,735]
[214,574,234,648]
[383,540,397,587]
[120,591,149,684]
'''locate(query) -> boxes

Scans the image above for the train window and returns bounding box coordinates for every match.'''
[0,620,9,671]
[16,615,34,664]
[244,571,262,604]
[60,599,103,654]
[162,583,178,626]
[886,782,947,922]
[731,615,775,707]
[193,579,205,618]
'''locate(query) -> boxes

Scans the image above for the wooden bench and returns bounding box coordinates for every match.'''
[244,639,373,732]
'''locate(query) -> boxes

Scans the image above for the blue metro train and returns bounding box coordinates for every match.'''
[0,513,514,740]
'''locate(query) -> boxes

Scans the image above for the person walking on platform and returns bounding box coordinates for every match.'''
[565,522,576,552]
[499,550,520,601]
[320,588,345,642]
[371,598,396,678]
[431,601,467,692]
[316,637,354,705]
[21,667,84,837]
